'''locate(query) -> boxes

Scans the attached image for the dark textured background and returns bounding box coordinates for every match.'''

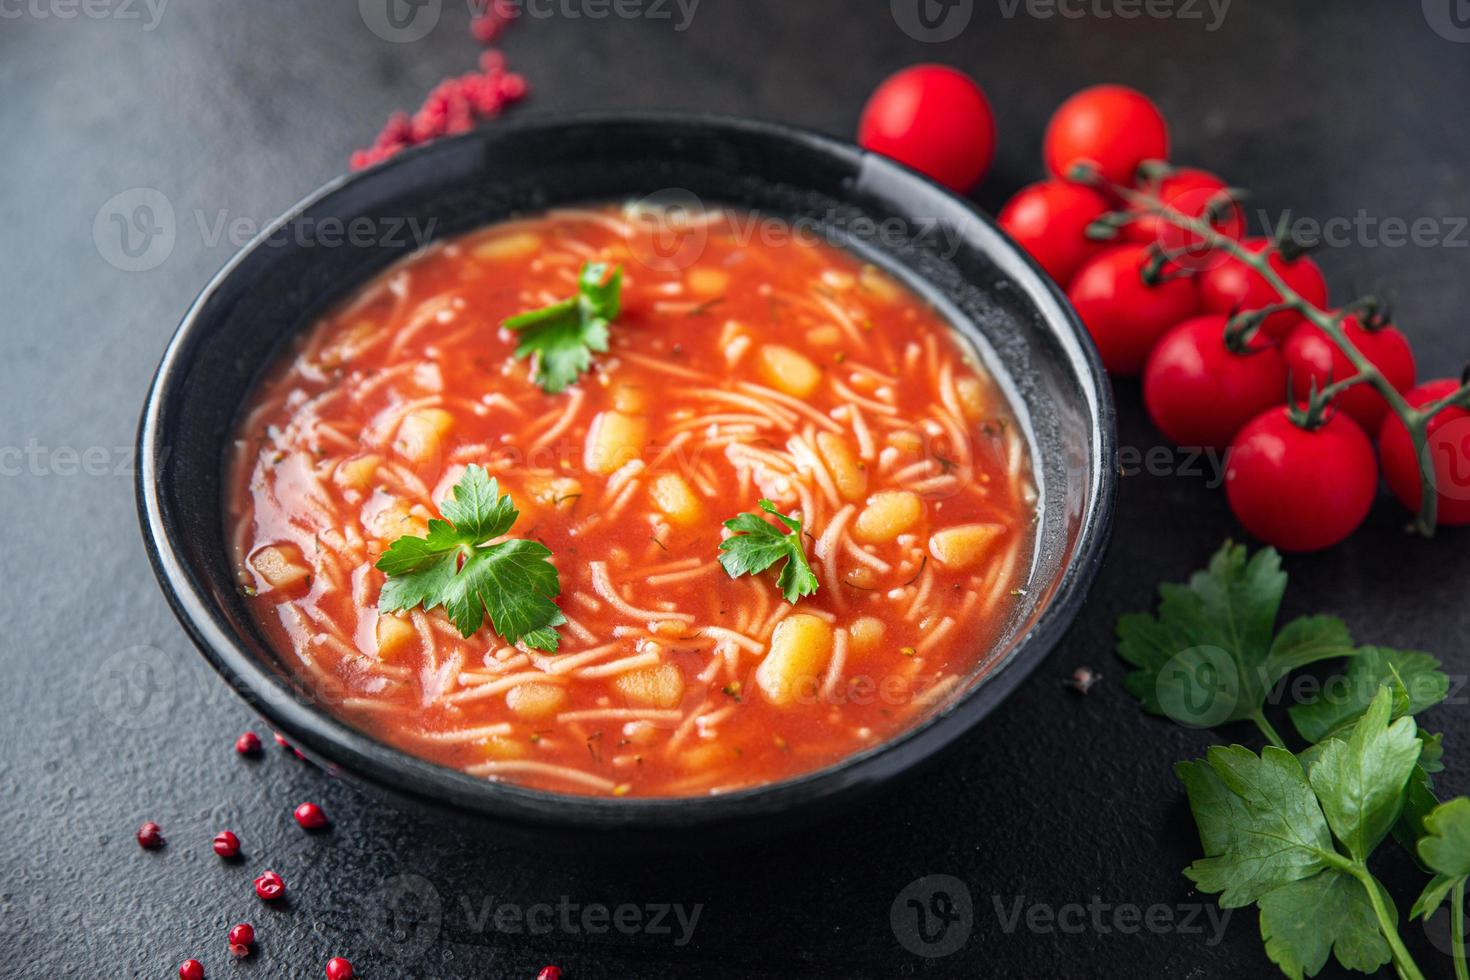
[3,1,1469,977]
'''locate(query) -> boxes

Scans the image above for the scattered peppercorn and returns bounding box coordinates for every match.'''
[235,731,263,756]
[537,967,562,980]
[1064,666,1101,694]
[294,802,329,831]
[212,830,241,858]
[228,922,254,958]
[325,956,354,980]
[254,870,285,901]
[178,960,204,980]
[137,821,164,850]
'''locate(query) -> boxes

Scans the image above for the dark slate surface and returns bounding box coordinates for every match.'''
[2,2,1468,977]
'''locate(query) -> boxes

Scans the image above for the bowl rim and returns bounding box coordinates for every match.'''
[137,109,1116,833]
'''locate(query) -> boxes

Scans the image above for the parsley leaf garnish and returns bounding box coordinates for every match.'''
[1259,870,1393,978]
[1179,692,1417,980]
[1117,542,1353,732]
[1118,542,1469,980]
[1307,688,1423,862]
[1411,797,1470,919]
[375,464,565,650]
[503,262,622,393]
[717,499,819,604]
[1176,744,1336,907]
[1289,647,1448,744]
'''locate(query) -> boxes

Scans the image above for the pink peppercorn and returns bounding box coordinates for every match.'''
[212,830,240,858]
[293,802,329,830]
[325,956,354,980]
[254,870,285,901]
[537,967,562,980]
[228,922,254,957]
[137,821,164,849]
[235,731,262,756]
[178,961,204,980]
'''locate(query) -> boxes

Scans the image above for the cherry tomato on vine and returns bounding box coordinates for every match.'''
[1377,379,1470,526]
[1123,167,1244,271]
[1043,85,1169,187]
[858,65,995,192]
[1225,408,1378,552]
[1197,237,1328,340]
[1284,315,1416,432]
[1067,244,1199,375]
[998,180,1111,285]
[1143,315,1287,449]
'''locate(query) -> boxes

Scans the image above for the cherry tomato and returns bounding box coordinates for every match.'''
[1284,315,1416,432]
[1378,379,1470,526]
[1043,85,1169,187]
[1225,408,1378,552]
[1197,237,1328,340]
[998,180,1111,285]
[1123,167,1244,271]
[858,65,995,193]
[1143,315,1287,449]
[1067,244,1199,375]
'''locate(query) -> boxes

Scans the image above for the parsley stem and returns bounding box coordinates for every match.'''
[1455,878,1469,980]
[1250,711,1288,750]
[1339,861,1427,980]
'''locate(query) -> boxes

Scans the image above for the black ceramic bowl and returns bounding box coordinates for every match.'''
[137,112,1115,847]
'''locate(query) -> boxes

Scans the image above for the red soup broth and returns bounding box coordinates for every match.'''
[226,203,1037,798]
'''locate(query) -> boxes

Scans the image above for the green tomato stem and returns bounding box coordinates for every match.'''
[1107,180,1470,537]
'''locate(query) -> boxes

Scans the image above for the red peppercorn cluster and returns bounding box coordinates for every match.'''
[470,0,518,43]
[350,51,528,170]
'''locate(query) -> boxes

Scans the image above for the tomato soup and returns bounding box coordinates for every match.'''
[226,204,1036,797]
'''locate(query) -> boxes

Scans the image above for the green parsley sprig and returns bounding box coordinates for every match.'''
[1119,542,1469,980]
[503,262,622,393]
[717,499,819,604]
[375,464,564,651]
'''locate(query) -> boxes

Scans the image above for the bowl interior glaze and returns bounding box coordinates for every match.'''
[138,113,1115,845]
